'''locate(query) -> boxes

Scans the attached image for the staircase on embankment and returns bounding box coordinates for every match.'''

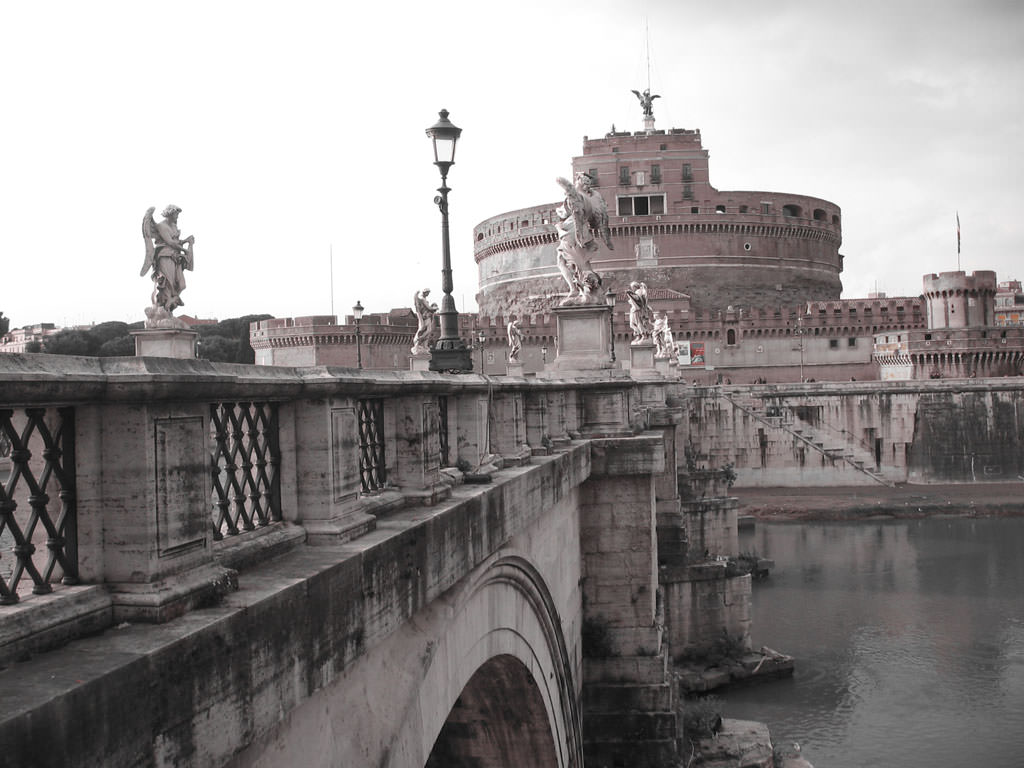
[722,391,897,487]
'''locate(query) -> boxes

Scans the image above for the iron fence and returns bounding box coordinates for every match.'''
[357,399,387,492]
[0,407,77,604]
[210,402,281,540]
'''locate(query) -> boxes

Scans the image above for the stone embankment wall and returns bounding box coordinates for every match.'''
[674,379,1024,486]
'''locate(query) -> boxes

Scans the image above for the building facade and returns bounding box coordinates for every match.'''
[995,279,1024,326]
[0,323,59,353]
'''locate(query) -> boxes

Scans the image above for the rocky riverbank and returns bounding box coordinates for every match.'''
[736,482,1024,521]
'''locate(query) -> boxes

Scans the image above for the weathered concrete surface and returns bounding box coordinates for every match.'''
[678,379,1024,487]
[0,447,590,768]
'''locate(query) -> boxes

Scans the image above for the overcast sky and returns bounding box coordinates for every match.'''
[2,0,1022,329]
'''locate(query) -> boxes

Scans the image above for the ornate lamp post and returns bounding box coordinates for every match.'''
[795,312,809,382]
[353,300,364,369]
[541,345,548,366]
[605,288,617,363]
[426,109,472,372]
[477,330,486,373]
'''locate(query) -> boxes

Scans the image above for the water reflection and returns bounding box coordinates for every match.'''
[723,517,1024,767]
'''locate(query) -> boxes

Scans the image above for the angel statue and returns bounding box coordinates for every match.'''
[554,172,614,305]
[626,281,654,344]
[411,288,438,355]
[140,205,194,327]
[653,312,676,359]
[632,88,660,118]
[507,317,523,362]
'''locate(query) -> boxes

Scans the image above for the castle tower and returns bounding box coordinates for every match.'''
[474,118,843,316]
[922,271,997,329]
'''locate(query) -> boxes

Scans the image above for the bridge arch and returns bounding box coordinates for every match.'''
[390,552,583,768]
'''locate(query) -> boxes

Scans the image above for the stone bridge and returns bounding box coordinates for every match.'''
[0,355,726,768]
[3,353,1021,767]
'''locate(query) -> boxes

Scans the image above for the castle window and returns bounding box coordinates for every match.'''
[660,143,667,151]
[651,164,661,184]
[782,204,802,217]
[727,329,736,345]
[739,205,748,213]
[848,337,857,347]
[829,339,839,349]
[588,169,599,186]
[813,208,827,221]
[715,204,726,214]
[619,166,630,185]
[683,184,693,200]
[617,194,665,216]
[682,163,693,181]
[690,206,699,214]
[761,202,772,215]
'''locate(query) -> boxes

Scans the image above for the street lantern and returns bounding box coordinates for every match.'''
[477,330,486,373]
[426,109,472,372]
[605,288,617,363]
[353,300,364,369]
[426,109,462,170]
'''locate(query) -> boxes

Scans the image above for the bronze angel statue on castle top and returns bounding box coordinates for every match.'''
[140,205,194,326]
[632,88,660,118]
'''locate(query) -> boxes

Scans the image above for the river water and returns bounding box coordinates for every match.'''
[722,516,1024,767]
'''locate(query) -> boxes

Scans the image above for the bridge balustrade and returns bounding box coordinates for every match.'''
[0,354,641,665]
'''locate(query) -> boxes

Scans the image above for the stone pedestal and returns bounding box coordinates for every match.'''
[654,358,676,377]
[505,359,525,377]
[409,351,431,371]
[629,341,656,371]
[545,304,618,374]
[132,328,198,359]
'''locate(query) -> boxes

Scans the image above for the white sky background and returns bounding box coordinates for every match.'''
[2,0,1022,329]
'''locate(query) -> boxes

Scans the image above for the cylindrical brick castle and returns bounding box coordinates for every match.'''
[474,127,844,316]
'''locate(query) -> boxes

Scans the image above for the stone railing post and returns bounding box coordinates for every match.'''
[290,393,378,543]
[453,392,491,469]
[76,400,237,622]
[488,389,530,464]
[524,388,549,454]
[389,394,450,504]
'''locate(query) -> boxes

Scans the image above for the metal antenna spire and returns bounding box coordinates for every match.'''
[646,18,651,92]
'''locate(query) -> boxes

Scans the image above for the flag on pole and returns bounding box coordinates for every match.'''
[956,212,961,255]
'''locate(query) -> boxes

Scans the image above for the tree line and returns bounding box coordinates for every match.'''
[28,315,273,363]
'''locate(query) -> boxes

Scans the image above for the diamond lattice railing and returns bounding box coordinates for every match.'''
[357,398,387,493]
[0,407,77,605]
[209,402,281,540]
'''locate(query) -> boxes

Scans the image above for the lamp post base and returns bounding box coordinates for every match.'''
[429,345,473,372]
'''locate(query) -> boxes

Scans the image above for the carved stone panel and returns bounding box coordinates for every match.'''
[331,407,360,503]
[582,391,626,428]
[422,400,440,477]
[154,416,208,557]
